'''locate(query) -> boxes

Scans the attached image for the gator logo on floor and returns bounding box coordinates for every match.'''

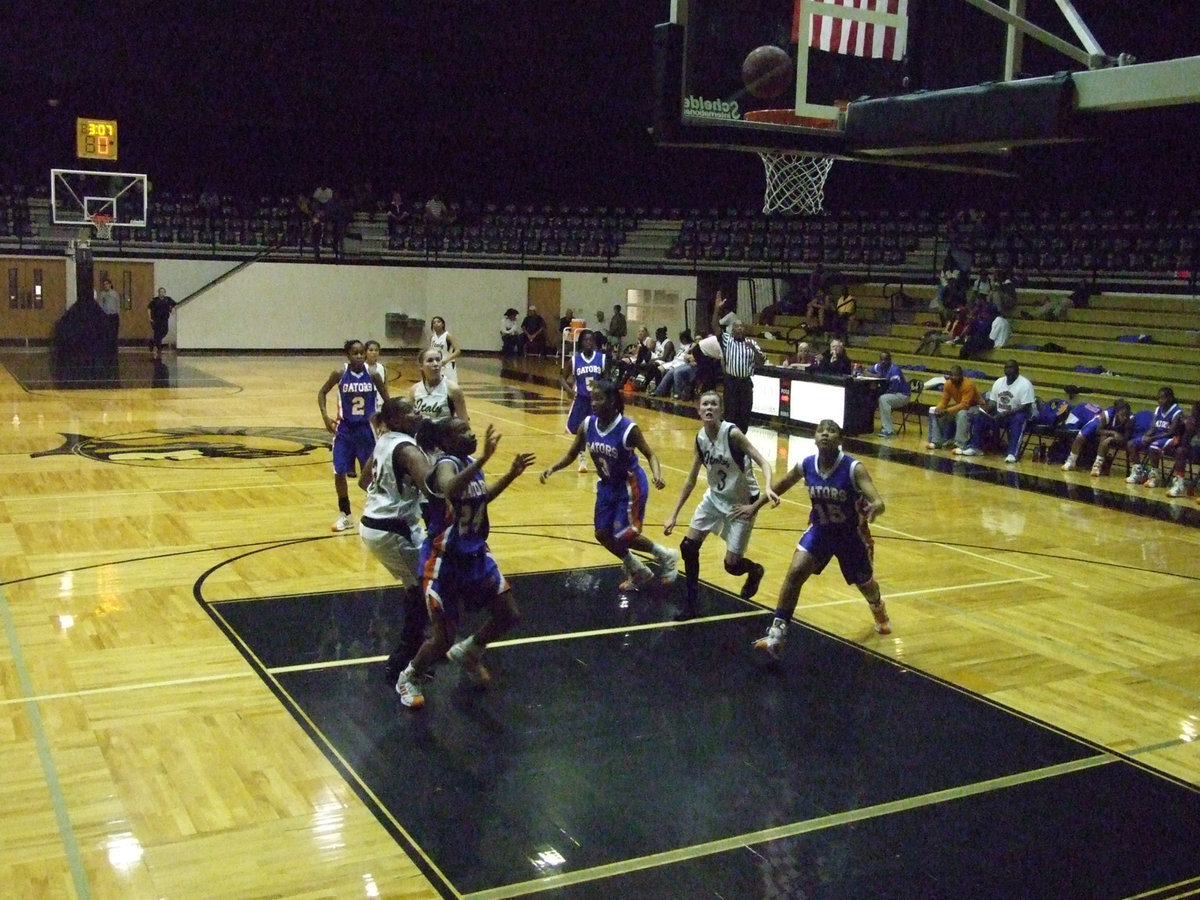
[32,427,329,467]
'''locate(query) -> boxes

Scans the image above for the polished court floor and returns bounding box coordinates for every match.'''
[2,349,1199,899]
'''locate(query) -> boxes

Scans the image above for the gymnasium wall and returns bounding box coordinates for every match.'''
[154,259,696,353]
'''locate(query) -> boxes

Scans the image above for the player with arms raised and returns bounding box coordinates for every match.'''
[753,418,891,660]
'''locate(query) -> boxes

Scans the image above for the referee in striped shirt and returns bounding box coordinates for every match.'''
[711,302,764,433]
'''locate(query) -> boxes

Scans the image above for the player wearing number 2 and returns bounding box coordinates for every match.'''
[319,339,390,532]
[541,377,680,592]
[753,419,891,660]
[393,418,535,709]
[561,329,607,472]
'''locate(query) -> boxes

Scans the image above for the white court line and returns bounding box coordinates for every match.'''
[0,671,254,707]
[266,610,771,675]
[461,754,1115,900]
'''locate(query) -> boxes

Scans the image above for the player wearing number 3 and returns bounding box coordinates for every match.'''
[393,418,535,710]
[753,419,891,660]
[561,329,607,472]
[541,378,680,592]
[319,339,390,532]
[664,391,780,620]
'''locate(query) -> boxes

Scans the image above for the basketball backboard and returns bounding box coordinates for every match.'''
[50,168,149,228]
[653,0,1200,172]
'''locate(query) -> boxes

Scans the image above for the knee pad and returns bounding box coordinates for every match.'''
[680,537,701,568]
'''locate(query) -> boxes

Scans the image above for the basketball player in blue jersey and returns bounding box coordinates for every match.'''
[393,418,535,710]
[318,340,390,532]
[664,391,781,619]
[561,329,607,473]
[357,397,432,686]
[753,419,891,660]
[1061,399,1131,473]
[540,378,680,592]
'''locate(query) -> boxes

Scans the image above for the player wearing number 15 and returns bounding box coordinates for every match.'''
[753,419,891,661]
[319,340,390,532]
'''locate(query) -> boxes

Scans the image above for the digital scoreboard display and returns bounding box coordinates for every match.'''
[76,118,118,161]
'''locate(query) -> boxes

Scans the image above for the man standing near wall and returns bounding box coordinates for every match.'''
[96,278,121,359]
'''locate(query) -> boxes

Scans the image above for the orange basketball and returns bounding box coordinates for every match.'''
[742,45,793,99]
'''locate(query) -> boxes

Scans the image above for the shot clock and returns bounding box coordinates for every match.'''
[76,118,118,161]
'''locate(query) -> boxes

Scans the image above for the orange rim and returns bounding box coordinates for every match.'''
[743,109,839,129]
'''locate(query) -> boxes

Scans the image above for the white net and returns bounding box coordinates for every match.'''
[757,151,835,216]
[91,216,114,240]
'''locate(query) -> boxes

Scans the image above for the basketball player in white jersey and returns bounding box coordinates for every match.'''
[411,348,468,423]
[664,391,780,619]
[428,316,460,382]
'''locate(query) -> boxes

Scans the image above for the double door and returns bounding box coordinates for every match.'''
[3,258,67,344]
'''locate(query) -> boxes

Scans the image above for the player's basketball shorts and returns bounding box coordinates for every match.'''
[419,547,509,623]
[332,423,376,476]
[1135,435,1177,455]
[689,493,756,556]
[566,396,592,435]
[595,468,649,542]
[359,516,425,586]
[797,522,875,585]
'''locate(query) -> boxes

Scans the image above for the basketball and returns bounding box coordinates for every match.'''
[742,45,793,99]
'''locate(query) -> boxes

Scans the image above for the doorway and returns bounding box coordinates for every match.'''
[2,257,68,345]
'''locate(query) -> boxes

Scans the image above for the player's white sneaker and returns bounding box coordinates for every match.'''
[658,549,680,586]
[446,640,490,686]
[752,619,787,660]
[1125,464,1147,485]
[577,454,588,473]
[332,514,354,532]
[1145,470,1161,489]
[395,671,425,708]
[870,601,892,635]
[1167,475,1188,498]
[1005,454,1017,464]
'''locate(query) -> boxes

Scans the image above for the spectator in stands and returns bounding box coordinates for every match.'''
[961,359,1036,463]
[423,194,454,225]
[1069,279,1094,310]
[1060,399,1133,474]
[1165,400,1199,497]
[618,325,654,387]
[784,341,818,370]
[500,308,521,357]
[607,304,627,350]
[652,326,675,365]
[958,294,1000,359]
[652,329,696,399]
[805,287,829,332]
[830,284,856,338]
[558,308,576,352]
[1126,386,1185,487]
[926,365,985,451]
[871,352,911,438]
[816,337,852,376]
[520,305,548,358]
[916,304,969,355]
[930,267,962,324]
[970,268,995,303]
[386,192,409,239]
[1023,293,1070,321]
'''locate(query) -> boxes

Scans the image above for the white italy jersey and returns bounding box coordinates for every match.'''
[429,332,456,381]
[362,431,423,526]
[413,377,453,419]
[697,421,760,512]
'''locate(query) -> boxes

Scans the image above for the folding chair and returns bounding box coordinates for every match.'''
[898,378,925,435]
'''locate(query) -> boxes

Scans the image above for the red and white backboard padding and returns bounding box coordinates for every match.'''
[50,169,149,228]
[797,0,908,62]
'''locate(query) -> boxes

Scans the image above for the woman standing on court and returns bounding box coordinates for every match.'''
[411,347,468,423]
[540,378,679,592]
[392,418,535,710]
[318,339,390,532]
[663,391,780,619]
[428,316,460,382]
[560,329,607,473]
[753,418,892,660]
[358,397,432,687]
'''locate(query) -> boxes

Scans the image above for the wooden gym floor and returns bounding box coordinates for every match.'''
[1,349,1199,899]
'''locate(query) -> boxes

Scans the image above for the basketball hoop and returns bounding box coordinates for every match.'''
[90,213,114,240]
[742,109,840,216]
[757,151,835,216]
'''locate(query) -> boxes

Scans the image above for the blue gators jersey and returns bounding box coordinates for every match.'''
[573,350,607,399]
[423,454,490,557]
[802,451,865,529]
[586,414,641,486]
[338,366,378,425]
[1065,401,1102,429]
